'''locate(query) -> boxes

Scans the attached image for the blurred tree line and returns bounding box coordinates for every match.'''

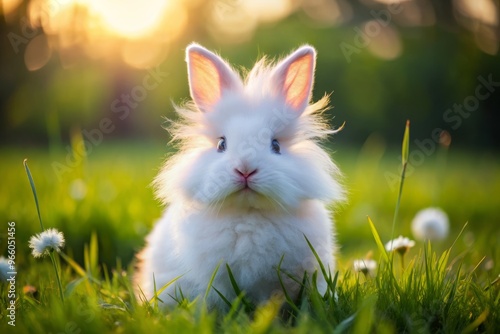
[0,0,499,150]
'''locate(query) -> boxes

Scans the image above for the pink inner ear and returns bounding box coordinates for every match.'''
[283,53,314,110]
[189,51,222,110]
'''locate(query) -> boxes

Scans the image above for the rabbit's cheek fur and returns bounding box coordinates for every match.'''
[190,165,235,204]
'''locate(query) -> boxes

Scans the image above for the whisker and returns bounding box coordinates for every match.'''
[215,195,228,218]
[269,196,290,215]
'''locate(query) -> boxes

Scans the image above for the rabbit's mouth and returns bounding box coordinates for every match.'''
[225,189,276,211]
[234,176,258,193]
[237,184,256,194]
[230,181,264,198]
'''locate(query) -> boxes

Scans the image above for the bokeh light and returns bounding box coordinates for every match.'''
[26,0,189,68]
[1,0,499,150]
[453,0,499,55]
[1,0,492,71]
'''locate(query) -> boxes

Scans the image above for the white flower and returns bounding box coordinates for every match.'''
[411,207,449,241]
[353,259,377,276]
[0,256,13,282]
[29,228,65,258]
[385,235,415,255]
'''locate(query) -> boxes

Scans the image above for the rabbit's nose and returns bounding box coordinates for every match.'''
[234,168,258,179]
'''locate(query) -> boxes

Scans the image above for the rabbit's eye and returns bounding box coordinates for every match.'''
[271,139,280,154]
[217,137,226,152]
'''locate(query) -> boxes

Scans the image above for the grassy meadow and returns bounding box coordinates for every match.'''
[1,0,499,332]
[0,138,499,333]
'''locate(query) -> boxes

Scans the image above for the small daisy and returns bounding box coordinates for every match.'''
[29,228,65,258]
[386,235,415,269]
[411,207,449,241]
[353,259,377,277]
[385,235,415,255]
[0,256,13,282]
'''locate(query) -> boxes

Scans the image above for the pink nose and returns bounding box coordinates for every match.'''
[235,168,258,179]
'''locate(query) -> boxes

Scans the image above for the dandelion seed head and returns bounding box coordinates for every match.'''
[411,207,450,241]
[385,235,415,255]
[29,228,65,258]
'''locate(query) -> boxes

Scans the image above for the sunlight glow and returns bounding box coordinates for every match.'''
[33,0,172,39]
[24,34,52,71]
[17,0,498,69]
[453,0,499,55]
[85,0,169,39]
[364,21,402,60]
[393,0,436,27]
[301,0,353,26]
[27,0,186,68]
[208,0,294,43]
[1,0,22,17]
[454,0,498,26]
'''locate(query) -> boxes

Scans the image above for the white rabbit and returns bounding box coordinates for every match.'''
[134,43,344,310]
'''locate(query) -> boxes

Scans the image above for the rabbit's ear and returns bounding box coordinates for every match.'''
[186,43,241,112]
[272,46,316,114]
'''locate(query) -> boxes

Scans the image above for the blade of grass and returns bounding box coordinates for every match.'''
[204,262,221,301]
[449,221,468,252]
[24,159,65,303]
[333,312,357,334]
[276,255,300,314]
[225,264,254,312]
[89,231,99,277]
[443,263,462,317]
[304,235,334,292]
[390,120,410,243]
[212,286,233,309]
[49,252,65,303]
[424,241,433,292]
[401,119,410,166]
[59,252,101,284]
[136,285,152,310]
[149,274,183,305]
[352,295,377,334]
[462,308,490,334]
[225,264,243,297]
[295,271,308,308]
[23,159,44,231]
[59,251,87,277]
[484,274,500,291]
[64,277,86,298]
[369,216,402,296]
[367,216,389,262]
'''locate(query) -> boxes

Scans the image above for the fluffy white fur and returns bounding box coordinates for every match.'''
[134,43,344,310]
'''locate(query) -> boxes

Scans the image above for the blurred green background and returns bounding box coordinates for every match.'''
[0,0,499,271]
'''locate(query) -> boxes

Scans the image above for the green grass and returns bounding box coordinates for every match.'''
[1,140,499,333]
